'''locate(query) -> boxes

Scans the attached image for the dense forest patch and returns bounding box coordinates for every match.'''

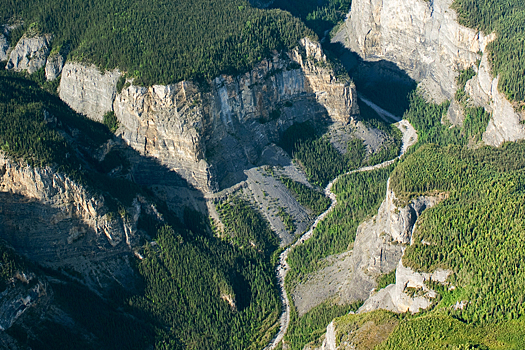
[287,166,393,282]
[452,0,525,103]
[0,0,314,86]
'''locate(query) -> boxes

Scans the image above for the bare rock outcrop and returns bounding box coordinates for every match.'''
[0,273,48,331]
[335,0,489,103]
[336,0,525,145]
[0,31,8,61]
[338,181,441,305]
[0,152,144,292]
[359,260,451,314]
[5,34,52,74]
[59,38,359,192]
[59,63,121,122]
[465,54,525,146]
[45,53,65,81]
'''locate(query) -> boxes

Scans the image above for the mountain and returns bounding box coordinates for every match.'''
[0,0,525,349]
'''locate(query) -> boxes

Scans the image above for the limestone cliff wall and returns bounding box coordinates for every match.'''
[336,0,525,146]
[5,34,53,74]
[338,180,442,305]
[59,63,121,122]
[59,38,359,192]
[0,153,144,292]
[336,0,489,103]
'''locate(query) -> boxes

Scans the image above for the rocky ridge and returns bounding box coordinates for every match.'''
[335,0,525,146]
[306,183,447,350]
[58,38,359,192]
[0,152,147,293]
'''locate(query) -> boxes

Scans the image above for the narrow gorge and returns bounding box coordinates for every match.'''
[1,0,525,348]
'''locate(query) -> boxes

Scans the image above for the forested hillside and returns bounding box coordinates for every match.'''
[0,69,282,349]
[0,0,313,85]
[452,0,525,103]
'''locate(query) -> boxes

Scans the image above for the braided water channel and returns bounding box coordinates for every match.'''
[264,108,416,349]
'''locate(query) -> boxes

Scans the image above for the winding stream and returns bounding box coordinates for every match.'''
[264,113,416,350]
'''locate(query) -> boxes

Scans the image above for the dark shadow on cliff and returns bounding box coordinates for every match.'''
[323,41,417,118]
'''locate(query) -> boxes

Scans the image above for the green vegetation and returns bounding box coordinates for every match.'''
[216,197,278,255]
[455,67,476,101]
[287,166,393,281]
[376,270,396,290]
[1,0,314,86]
[271,0,352,38]
[377,314,525,350]
[404,89,490,148]
[279,175,331,217]
[131,219,281,349]
[284,300,362,350]
[391,142,525,325]
[0,71,283,349]
[452,0,525,103]
[279,122,366,186]
[333,310,400,350]
[103,111,119,133]
[277,206,296,233]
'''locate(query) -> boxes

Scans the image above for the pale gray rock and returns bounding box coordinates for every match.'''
[338,180,442,304]
[335,0,490,102]
[110,38,360,192]
[45,53,65,81]
[359,260,451,314]
[5,34,52,74]
[0,32,8,61]
[464,54,525,146]
[59,63,121,122]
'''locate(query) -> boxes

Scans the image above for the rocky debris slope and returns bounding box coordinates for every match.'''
[5,34,53,74]
[58,38,359,192]
[0,152,146,293]
[0,272,48,332]
[335,0,525,145]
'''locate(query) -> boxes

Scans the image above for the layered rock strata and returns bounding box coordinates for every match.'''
[336,0,525,145]
[0,152,146,292]
[59,38,359,192]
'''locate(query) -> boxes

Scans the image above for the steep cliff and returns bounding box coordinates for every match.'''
[0,152,144,293]
[0,29,8,61]
[58,38,359,192]
[5,34,52,74]
[335,0,525,145]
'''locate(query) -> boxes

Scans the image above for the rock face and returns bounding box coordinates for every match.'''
[45,53,65,81]
[336,0,525,146]
[336,0,489,103]
[338,181,442,304]
[359,260,451,314]
[5,34,52,74]
[0,31,8,61]
[59,63,121,122]
[0,273,47,331]
[0,152,144,292]
[61,38,359,192]
[466,54,525,146]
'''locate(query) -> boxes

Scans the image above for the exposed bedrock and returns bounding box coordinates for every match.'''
[5,34,53,74]
[58,38,359,192]
[0,153,146,293]
[335,0,525,145]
